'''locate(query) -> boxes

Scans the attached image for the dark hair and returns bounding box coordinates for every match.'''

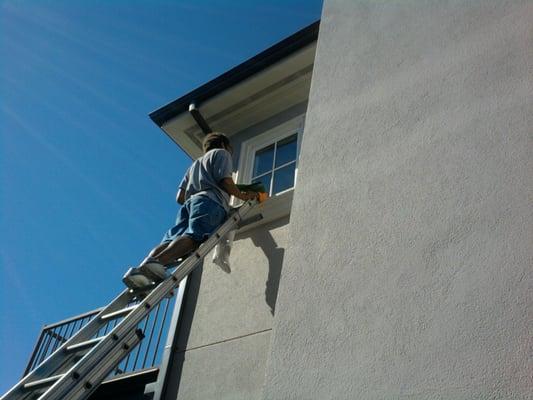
[202,132,230,153]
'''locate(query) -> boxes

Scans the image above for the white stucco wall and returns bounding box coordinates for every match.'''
[162,217,289,400]
[262,1,532,399]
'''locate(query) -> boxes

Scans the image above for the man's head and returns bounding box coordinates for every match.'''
[202,132,232,154]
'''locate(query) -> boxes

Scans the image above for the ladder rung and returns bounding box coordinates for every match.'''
[100,305,137,321]
[65,337,103,353]
[24,374,64,390]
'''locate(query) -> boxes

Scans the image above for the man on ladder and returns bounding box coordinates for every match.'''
[124,132,259,288]
[1,132,266,400]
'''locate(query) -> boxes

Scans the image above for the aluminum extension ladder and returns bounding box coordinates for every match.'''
[1,200,259,400]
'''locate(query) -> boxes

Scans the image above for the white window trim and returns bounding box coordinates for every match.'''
[233,115,305,229]
[236,114,305,191]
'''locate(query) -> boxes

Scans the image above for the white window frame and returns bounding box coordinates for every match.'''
[236,114,305,197]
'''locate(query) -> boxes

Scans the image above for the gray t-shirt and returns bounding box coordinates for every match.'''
[178,148,233,211]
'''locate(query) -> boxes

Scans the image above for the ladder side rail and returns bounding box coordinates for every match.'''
[0,290,133,400]
[36,201,255,400]
[35,329,144,400]
[151,277,188,400]
[62,329,145,400]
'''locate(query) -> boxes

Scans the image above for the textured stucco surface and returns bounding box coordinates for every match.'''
[163,217,289,400]
[177,217,288,350]
[169,330,272,400]
[262,1,532,399]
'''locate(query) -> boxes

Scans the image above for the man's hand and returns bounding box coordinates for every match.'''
[240,191,259,201]
[220,178,259,201]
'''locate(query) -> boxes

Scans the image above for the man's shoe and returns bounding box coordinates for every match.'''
[123,267,152,289]
[139,259,168,282]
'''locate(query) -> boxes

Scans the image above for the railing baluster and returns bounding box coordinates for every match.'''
[142,303,161,368]
[24,330,45,375]
[38,329,54,364]
[49,323,66,353]
[102,318,111,336]
[152,297,171,366]
[64,320,76,341]
[131,314,151,371]
[24,290,177,378]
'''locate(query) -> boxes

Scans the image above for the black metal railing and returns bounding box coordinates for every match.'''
[24,293,176,379]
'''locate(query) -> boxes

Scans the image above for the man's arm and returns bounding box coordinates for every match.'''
[176,189,186,205]
[219,178,258,201]
[212,149,257,201]
[176,167,190,204]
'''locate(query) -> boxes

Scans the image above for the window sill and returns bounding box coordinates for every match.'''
[236,190,294,234]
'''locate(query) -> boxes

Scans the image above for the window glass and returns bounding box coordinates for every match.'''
[249,129,300,196]
[272,162,296,194]
[252,173,272,195]
[275,134,297,168]
[252,144,274,177]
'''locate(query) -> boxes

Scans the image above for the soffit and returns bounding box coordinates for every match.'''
[160,43,316,159]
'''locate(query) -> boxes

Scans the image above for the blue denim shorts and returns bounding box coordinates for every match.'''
[161,195,227,244]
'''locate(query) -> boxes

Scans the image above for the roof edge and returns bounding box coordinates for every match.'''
[149,20,320,127]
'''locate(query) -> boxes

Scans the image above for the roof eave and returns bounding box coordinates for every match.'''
[148,20,320,128]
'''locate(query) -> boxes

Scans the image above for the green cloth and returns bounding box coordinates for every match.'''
[236,183,267,193]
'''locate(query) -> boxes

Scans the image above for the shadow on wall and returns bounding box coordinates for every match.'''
[235,215,288,315]
[157,217,288,399]
[212,215,287,314]
[246,226,285,315]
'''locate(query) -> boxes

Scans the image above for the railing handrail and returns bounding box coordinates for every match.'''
[23,295,176,381]
[42,307,104,330]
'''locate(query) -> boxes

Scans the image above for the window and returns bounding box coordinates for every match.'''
[251,133,298,196]
[238,115,304,197]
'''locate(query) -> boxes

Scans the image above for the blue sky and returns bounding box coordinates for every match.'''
[0,0,322,391]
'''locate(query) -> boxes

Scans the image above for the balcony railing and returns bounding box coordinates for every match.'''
[23,293,176,379]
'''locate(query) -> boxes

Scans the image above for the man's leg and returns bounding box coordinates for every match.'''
[152,196,226,266]
[143,202,192,267]
[140,242,170,265]
[141,196,225,268]
[147,235,199,266]
[124,241,172,289]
